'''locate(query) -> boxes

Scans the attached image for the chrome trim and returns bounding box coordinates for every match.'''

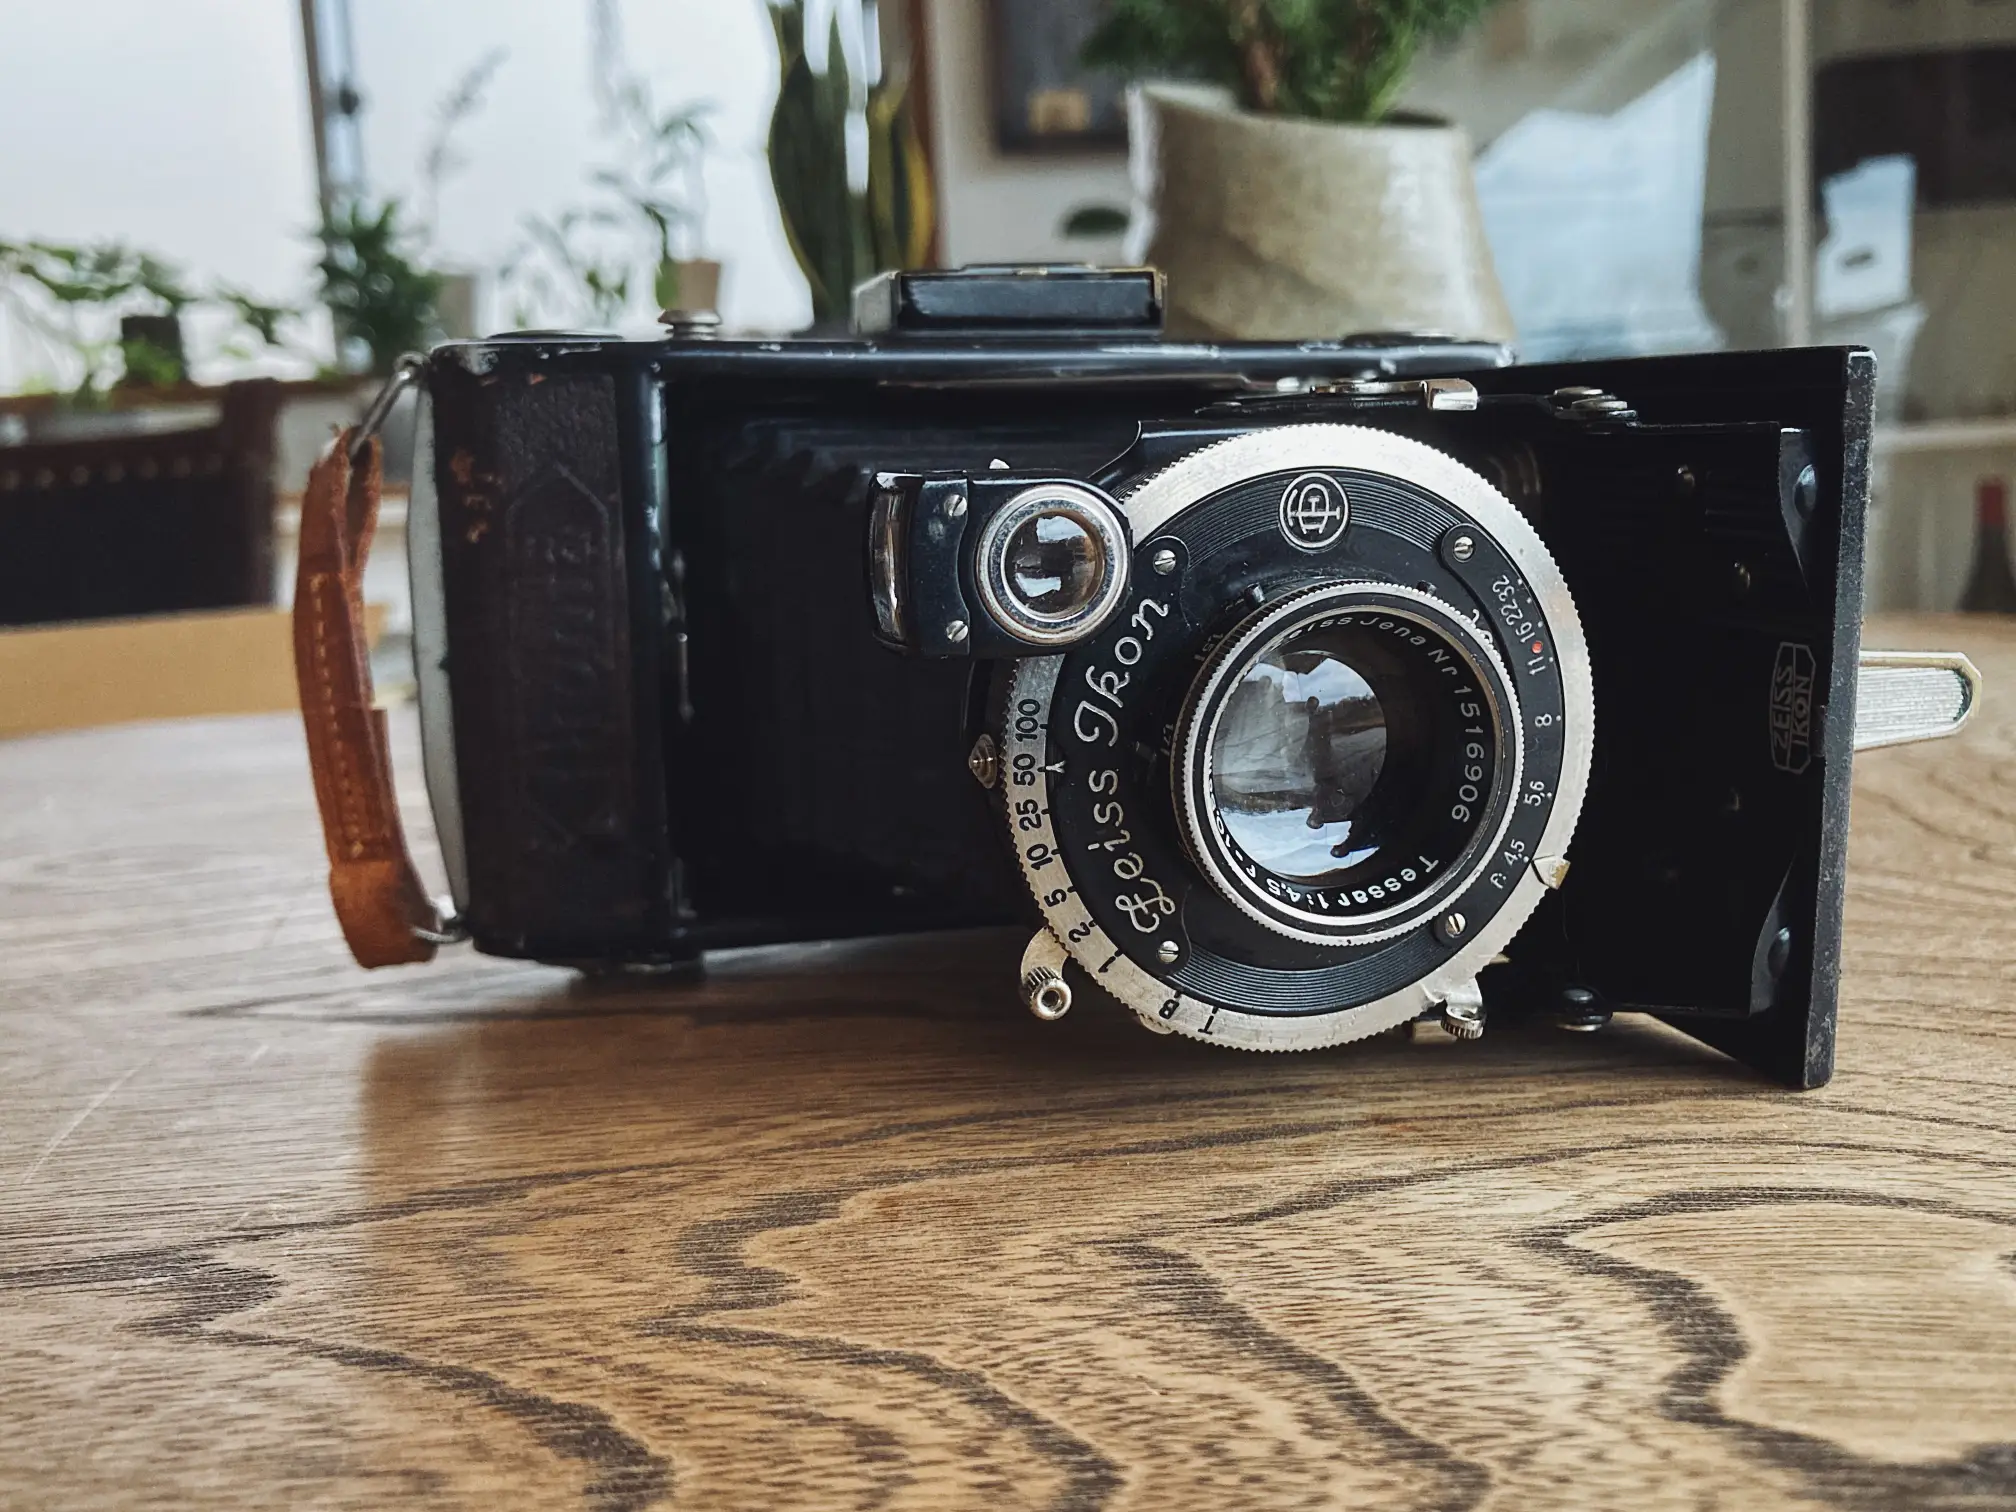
[1019,929,1074,1021]
[412,907,471,947]
[348,353,425,464]
[1853,650,1982,752]
[973,482,1132,648]
[868,481,908,645]
[1268,376,1481,411]
[1438,977,1487,1039]
[406,385,469,910]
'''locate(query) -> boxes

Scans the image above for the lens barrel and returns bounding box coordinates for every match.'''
[1174,582,1523,946]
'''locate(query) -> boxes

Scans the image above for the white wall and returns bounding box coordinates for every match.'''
[0,0,319,389]
[347,0,808,335]
[918,0,1130,266]
[0,0,811,392]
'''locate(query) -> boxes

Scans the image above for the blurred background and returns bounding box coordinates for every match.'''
[3,0,2014,736]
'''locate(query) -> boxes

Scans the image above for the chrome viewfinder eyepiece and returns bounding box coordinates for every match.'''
[868,470,1132,658]
[974,483,1131,647]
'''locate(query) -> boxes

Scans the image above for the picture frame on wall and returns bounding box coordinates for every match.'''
[990,0,1126,152]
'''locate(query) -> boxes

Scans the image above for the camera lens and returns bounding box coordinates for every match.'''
[1210,640,1389,881]
[1176,583,1520,944]
[1005,511,1104,619]
[975,483,1131,647]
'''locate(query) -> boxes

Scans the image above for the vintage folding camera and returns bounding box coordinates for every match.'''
[369,266,1976,1088]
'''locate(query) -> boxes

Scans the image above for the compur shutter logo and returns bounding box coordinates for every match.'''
[1770,642,1816,774]
[1278,473,1350,552]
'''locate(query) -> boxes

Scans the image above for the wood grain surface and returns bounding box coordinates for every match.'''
[3,614,2014,1511]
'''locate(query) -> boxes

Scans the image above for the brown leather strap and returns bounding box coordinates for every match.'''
[293,429,442,966]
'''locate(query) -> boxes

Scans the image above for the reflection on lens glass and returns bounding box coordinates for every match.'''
[1005,511,1103,618]
[1211,637,1388,882]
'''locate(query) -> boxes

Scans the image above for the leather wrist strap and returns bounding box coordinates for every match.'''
[292,428,442,966]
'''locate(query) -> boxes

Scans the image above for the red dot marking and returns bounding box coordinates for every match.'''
[1532,640,1545,654]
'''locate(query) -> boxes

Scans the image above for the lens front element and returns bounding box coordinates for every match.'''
[1210,632,1391,881]
[1178,583,1522,945]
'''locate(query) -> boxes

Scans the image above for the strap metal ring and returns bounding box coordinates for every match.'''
[347,352,427,465]
[412,902,472,947]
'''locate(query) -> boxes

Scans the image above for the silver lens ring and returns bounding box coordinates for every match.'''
[1174,581,1524,948]
[974,483,1131,647]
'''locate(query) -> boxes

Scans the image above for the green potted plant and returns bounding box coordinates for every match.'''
[495,13,721,330]
[584,2,723,318]
[495,103,717,329]
[1083,0,1516,342]
[500,209,637,329]
[313,48,506,373]
[765,0,932,329]
[314,199,447,376]
[595,97,719,316]
[416,48,509,341]
[1,238,293,400]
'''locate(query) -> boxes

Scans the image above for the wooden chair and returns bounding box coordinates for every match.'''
[0,379,281,627]
[0,379,322,738]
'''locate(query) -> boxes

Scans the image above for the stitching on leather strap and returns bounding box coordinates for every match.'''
[292,430,441,967]
[304,570,369,858]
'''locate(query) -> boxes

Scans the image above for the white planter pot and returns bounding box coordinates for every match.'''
[436,271,481,340]
[1127,84,1515,344]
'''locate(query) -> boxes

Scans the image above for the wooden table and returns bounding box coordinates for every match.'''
[4,615,2013,1510]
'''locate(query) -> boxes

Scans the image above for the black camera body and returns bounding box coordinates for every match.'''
[411,267,1874,1087]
